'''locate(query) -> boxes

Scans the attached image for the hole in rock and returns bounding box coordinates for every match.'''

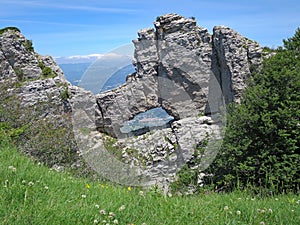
[120,107,174,136]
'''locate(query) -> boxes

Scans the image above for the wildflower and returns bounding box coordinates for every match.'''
[251,198,255,201]
[118,205,126,211]
[81,194,86,198]
[100,209,106,215]
[108,212,115,218]
[268,208,273,213]
[22,180,26,184]
[44,186,49,190]
[127,186,131,191]
[8,166,16,172]
[275,198,279,201]
[224,206,229,211]
[113,219,119,224]
[86,183,90,189]
[260,222,265,225]
[28,181,34,186]
[236,210,241,215]
[95,204,100,208]
[93,219,99,224]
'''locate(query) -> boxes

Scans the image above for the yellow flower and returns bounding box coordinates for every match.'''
[86,183,91,189]
[127,186,131,191]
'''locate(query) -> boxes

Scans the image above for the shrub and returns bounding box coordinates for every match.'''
[0,27,20,35]
[208,28,300,193]
[23,40,34,52]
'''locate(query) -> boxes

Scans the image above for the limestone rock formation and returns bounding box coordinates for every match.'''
[0,13,264,190]
[95,14,263,138]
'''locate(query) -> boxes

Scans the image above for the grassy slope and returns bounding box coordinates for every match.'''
[0,143,299,225]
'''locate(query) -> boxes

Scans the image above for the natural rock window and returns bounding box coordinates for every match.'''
[120,107,174,136]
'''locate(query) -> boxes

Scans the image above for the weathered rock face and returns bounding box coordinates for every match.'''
[0,13,264,190]
[95,14,263,138]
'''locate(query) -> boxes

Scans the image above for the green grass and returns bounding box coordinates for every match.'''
[0,142,299,225]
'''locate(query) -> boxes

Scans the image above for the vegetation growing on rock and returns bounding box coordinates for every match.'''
[208,28,300,193]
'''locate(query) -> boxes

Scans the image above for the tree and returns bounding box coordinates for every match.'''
[208,28,300,193]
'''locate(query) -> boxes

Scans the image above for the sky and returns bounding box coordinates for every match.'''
[1,0,300,57]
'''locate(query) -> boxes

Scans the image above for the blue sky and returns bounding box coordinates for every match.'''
[1,0,299,57]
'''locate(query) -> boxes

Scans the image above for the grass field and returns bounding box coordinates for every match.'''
[0,142,299,225]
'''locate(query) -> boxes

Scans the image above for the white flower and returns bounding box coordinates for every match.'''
[118,205,126,211]
[44,186,49,190]
[236,210,241,215]
[93,219,99,224]
[81,194,86,198]
[22,180,26,184]
[28,181,34,186]
[224,206,229,211]
[113,219,118,224]
[100,209,106,215]
[260,222,265,225]
[139,191,144,196]
[108,212,115,218]
[8,166,16,172]
[268,208,273,213]
[95,204,100,208]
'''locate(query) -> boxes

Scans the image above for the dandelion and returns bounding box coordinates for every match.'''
[86,183,90,189]
[93,219,99,224]
[127,186,131,191]
[224,206,229,211]
[236,210,241,215]
[28,181,34,186]
[44,186,49,190]
[113,219,118,224]
[118,205,126,211]
[81,194,86,198]
[95,204,100,208]
[260,222,265,225]
[100,209,106,215]
[139,191,144,197]
[22,180,26,184]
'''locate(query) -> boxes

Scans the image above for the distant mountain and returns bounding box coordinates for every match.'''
[59,63,90,86]
[100,64,135,92]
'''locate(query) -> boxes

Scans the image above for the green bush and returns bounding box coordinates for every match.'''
[208,28,300,193]
[0,27,20,35]
[23,39,34,52]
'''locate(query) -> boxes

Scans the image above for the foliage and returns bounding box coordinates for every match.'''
[38,61,57,78]
[0,27,20,35]
[60,87,70,100]
[13,67,24,81]
[23,39,34,52]
[170,138,208,194]
[208,28,300,193]
[0,144,299,224]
